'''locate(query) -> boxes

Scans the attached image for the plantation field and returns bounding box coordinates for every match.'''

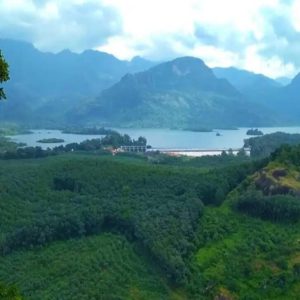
[0,233,176,300]
[2,148,300,299]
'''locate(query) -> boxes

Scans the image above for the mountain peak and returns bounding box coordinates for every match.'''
[170,57,207,77]
[172,56,206,65]
[125,56,238,95]
[76,56,257,128]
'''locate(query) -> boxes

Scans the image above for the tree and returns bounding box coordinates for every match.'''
[0,281,22,300]
[0,50,9,100]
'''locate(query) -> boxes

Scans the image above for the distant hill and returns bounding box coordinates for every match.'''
[270,73,300,122]
[213,67,281,104]
[0,39,156,125]
[1,38,298,128]
[213,67,300,124]
[72,57,276,128]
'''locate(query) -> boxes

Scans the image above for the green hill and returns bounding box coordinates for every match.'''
[0,233,174,300]
[0,39,155,126]
[1,144,300,299]
[70,57,276,128]
[213,67,282,104]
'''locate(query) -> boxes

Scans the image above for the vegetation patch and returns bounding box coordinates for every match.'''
[37,138,65,143]
[0,234,174,300]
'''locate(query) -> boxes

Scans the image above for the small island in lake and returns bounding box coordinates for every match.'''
[183,127,213,132]
[62,127,114,135]
[246,128,264,136]
[37,138,65,143]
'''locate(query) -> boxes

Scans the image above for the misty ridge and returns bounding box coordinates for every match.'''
[0,38,299,129]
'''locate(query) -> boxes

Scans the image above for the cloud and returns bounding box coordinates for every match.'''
[99,0,299,78]
[1,0,300,78]
[0,0,122,52]
[258,3,300,72]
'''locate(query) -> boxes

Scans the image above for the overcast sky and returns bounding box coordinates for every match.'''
[0,0,299,78]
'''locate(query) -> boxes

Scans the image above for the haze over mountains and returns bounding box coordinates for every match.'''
[72,57,275,128]
[0,39,155,125]
[213,67,282,104]
[0,38,298,128]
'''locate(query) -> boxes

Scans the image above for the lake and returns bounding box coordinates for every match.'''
[8,127,300,150]
[8,130,105,150]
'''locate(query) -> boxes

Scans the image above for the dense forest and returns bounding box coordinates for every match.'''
[244,132,300,158]
[1,129,300,298]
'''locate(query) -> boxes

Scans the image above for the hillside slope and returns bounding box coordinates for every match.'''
[213,67,281,104]
[73,57,275,128]
[187,145,300,299]
[0,39,155,125]
[0,151,261,299]
[271,74,300,122]
[214,67,300,125]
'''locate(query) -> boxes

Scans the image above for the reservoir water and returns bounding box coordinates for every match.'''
[8,127,300,150]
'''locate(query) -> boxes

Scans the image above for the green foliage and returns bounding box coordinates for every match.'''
[246,128,263,136]
[0,131,147,160]
[0,234,171,300]
[1,143,293,299]
[0,50,9,100]
[272,144,300,167]
[37,138,65,143]
[0,282,21,300]
[100,132,147,148]
[185,145,300,298]
[0,137,19,154]
[188,206,300,299]
[234,144,300,223]
[147,151,251,169]
[0,153,256,287]
[0,155,199,284]
[245,132,300,158]
[237,189,300,222]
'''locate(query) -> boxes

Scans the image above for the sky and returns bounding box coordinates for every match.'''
[0,0,299,78]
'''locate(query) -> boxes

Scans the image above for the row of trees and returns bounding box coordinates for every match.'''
[237,189,300,222]
[244,132,300,158]
[1,131,148,159]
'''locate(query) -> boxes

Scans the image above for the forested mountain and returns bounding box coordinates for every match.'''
[1,38,300,128]
[0,39,155,125]
[214,67,300,124]
[213,67,281,104]
[73,57,275,128]
[271,74,300,121]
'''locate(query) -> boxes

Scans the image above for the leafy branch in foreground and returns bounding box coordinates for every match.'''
[0,50,9,100]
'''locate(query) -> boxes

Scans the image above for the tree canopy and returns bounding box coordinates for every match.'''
[0,51,9,100]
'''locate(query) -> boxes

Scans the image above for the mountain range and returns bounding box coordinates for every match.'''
[71,57,275,128]
[0,38,299,128]
[213,67,282,104]
[0,39,155,126]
